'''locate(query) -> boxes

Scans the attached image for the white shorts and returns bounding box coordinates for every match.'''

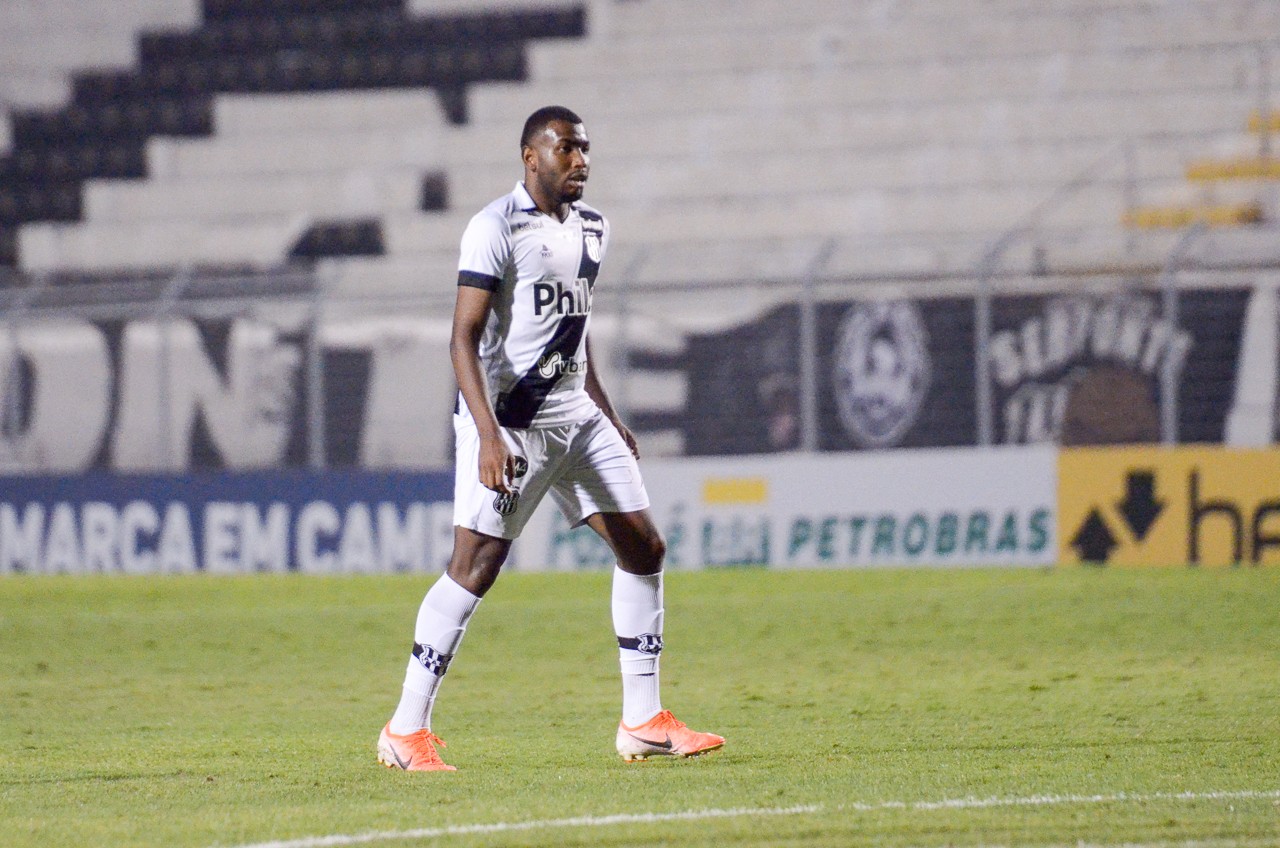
[453,409,650,540]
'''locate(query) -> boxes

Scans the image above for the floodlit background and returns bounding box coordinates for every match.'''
[2,6,1279,847]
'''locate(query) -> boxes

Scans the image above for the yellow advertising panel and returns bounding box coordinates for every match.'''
[1058,446,1280,567]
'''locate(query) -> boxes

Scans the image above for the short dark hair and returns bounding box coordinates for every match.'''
[520,105,583,148]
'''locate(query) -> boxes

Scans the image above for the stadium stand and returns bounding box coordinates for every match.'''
[0,0,584,271]
[2,0,1279,285]
[1124,103,1280,230]
[0,0,1277,467]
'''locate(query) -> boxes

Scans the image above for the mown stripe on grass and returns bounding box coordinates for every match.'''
[224,790,1280,848]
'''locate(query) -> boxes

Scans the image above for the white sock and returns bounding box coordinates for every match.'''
[389,574,481,734]
[612,567,664,726]
[621,673,662,727]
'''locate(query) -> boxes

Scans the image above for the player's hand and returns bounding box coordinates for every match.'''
[478,433,515,493]
[612,418,640,460]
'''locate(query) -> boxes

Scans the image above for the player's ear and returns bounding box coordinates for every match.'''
[521,144,537,172]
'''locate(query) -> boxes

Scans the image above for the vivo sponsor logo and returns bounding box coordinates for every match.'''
[536,352,586,379]
[0,498,454,574]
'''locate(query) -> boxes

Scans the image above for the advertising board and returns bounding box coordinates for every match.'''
[0,470,454,574]
[517,446,1058,570]
[1059,446,1280,567]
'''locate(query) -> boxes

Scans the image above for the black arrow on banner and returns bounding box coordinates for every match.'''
[1071,508,1118,564]
[1117,470,1164,542]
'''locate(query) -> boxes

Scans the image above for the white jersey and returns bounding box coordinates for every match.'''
[456,182,610,428]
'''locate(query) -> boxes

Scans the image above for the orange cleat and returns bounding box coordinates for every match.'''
[616,710,725,762]
[377,723,456,772]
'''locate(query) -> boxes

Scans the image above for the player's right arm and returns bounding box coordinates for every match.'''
[451,285,515,494]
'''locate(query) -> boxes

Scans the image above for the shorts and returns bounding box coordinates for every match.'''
[452,409,650,540]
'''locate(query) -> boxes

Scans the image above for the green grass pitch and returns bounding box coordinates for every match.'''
[2,566,1278,847]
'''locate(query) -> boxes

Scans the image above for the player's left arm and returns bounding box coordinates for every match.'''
[584,337,639,460]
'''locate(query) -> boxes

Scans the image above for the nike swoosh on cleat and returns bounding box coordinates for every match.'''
[628,733,673,751]
[391,748,412,769]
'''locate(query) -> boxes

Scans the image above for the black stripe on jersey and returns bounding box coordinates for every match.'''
[458,270,502,291]
[495,315,587,427]
[494,209,604,428]
[576,208,603,289]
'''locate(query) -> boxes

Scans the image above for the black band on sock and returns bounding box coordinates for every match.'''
[618,633,663,655]
[412,642,454,676]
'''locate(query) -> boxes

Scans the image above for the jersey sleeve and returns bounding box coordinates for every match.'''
[457,209,510,291]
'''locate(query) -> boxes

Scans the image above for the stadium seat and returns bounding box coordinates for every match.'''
[2,0,1279,285]
[289,219,386,259]
[0,0,586,269]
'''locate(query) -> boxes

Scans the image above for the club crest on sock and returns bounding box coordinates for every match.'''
[618,633,664,654]
[412,642,454,676]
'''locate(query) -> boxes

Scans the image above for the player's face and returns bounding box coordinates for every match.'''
[526,120,590,205]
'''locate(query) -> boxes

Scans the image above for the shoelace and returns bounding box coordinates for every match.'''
[403,729,449,760]
[649,710,687,732]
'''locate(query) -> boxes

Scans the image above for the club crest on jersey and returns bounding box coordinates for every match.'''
[533,278,593,316]
[584,233,602,263]
[493,490,520,516]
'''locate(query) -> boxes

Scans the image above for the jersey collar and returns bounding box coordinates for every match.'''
[514,182,577,220]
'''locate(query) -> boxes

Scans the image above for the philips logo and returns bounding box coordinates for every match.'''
[533,278,592,316]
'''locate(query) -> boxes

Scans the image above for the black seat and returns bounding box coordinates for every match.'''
[1,2,588,268]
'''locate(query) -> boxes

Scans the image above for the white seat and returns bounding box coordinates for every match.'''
[83,167,424,223]
[19,216,305,272]
[0,0,198,108]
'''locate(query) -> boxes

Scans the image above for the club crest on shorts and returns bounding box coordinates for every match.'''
[493,490,520,516]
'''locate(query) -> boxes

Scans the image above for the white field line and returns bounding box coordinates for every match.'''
[1068,840,1280,848]
[223,790,1280,848]
[225,805,819,848]
[842,788,1280,812]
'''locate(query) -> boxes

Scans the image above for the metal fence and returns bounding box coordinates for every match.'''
[2,235,1273,477]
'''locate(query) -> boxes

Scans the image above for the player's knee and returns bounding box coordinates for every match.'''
[632,530,666,573]
[448,556,504,596]
[647,532,667,565]
[447,535,511,596]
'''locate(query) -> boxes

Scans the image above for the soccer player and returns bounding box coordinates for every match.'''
[377,106,724,771]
